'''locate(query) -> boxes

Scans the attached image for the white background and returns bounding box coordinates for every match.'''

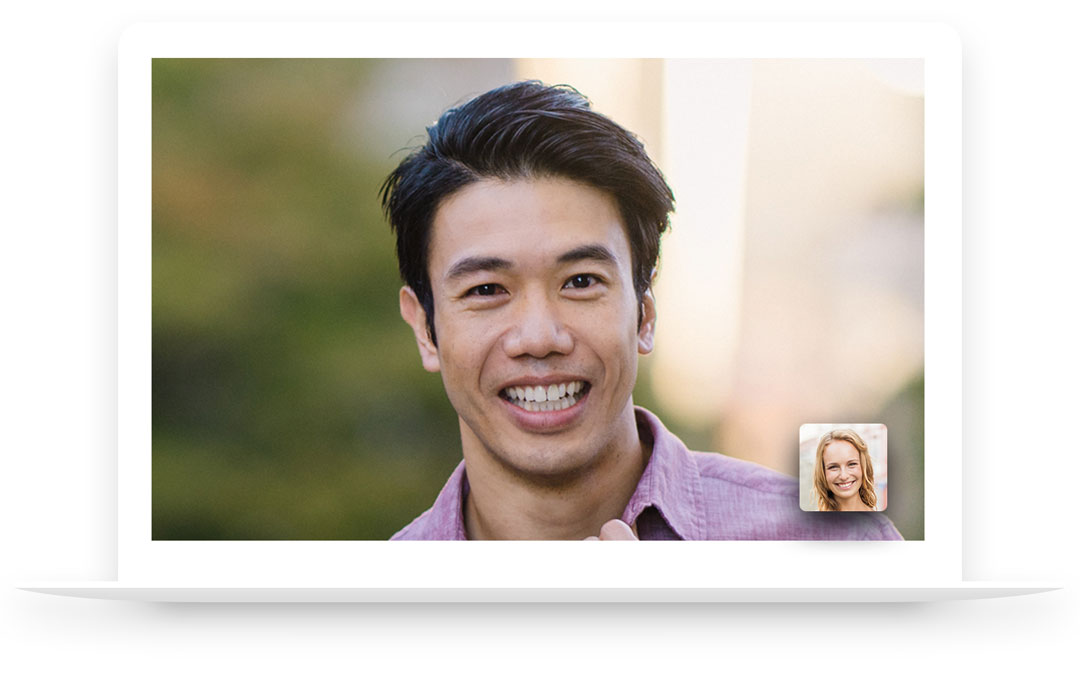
[2,2,1077,696]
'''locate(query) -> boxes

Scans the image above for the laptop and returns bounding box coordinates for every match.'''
[25,21,1056,602]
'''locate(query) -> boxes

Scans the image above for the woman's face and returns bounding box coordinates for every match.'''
[823,439,863,503]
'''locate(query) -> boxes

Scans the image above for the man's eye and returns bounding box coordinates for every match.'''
[564,274,599,290]
[466,283,504,297]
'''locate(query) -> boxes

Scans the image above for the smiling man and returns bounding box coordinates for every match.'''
[381,81,902,541]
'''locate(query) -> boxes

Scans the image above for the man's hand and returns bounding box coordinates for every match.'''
[584,519,639,540]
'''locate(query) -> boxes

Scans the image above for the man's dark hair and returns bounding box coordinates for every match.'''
[380,80,675,344]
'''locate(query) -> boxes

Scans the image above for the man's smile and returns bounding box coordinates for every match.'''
[494,373,595,433]
[500,380,591,412]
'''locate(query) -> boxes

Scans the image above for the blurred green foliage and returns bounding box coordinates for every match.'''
[153,59,465,539]
[877,373,925,540]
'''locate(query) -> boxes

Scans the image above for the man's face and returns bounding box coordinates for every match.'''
[400,176,655,481]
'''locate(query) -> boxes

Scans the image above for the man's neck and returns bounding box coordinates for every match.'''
[461,407,651,540]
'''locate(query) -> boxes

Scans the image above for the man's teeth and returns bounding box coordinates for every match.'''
[504,381,586,412]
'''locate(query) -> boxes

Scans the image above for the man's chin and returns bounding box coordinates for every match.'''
[495,449,599,487]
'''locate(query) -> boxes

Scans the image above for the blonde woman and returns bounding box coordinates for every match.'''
[813,429,878,511]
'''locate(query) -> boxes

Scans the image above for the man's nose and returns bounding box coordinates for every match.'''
[502,293,574,358]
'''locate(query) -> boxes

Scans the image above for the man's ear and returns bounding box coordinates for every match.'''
[637,286,657,355]
[399,286,440,373]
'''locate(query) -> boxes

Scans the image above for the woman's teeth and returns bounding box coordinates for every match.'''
[503,381,586,412]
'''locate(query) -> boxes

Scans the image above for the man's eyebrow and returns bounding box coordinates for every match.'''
[557,244,618,266]
[444,255,513,282]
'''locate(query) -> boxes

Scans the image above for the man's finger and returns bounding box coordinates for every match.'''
[597,519,638,540]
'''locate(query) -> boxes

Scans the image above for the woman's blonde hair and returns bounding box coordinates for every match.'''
[813,429,877,511]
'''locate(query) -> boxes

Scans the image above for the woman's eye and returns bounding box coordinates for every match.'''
[564,274,599,289]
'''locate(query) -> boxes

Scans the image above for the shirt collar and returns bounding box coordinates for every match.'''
[426,461,469,540]
[620,407,707,541]
[442,406,704,540]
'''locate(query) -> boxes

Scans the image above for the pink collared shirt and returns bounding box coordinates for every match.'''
[391,407,903,540]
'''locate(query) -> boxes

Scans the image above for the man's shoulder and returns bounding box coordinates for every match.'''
[390,507,442,540]
[389,461,468,541]
[688,449,902,541]
[639,406,795,498]
[693,450,799,497]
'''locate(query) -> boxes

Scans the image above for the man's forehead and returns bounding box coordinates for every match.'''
[427,177,632,276]
[443,244,621,283]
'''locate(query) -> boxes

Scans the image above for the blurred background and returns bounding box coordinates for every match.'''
[153,58,924,540]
